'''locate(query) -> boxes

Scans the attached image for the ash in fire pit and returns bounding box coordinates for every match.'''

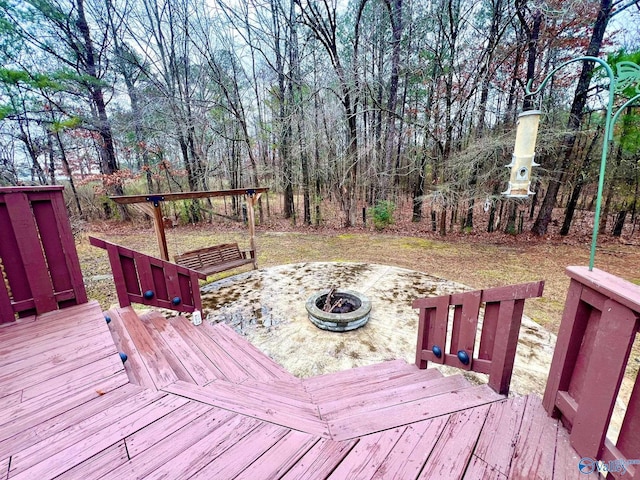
[306,288,372,332]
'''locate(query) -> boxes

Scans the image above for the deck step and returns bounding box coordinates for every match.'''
[164,380,330,438]
[199,321,296,383]
[318,373,473,420]
[327,384,504,441]
[303,359,436,402]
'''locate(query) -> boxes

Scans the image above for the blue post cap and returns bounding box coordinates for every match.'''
[457,350,470,365]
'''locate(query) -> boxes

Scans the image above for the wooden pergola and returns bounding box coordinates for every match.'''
[110,188,268,265]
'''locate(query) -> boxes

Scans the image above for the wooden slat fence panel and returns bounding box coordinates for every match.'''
[0,186,87,322]
[413,280,544,395]
[543,267,640,479]
[89,237,205,313]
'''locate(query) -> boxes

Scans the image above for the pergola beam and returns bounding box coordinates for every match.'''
[109,187,268,262]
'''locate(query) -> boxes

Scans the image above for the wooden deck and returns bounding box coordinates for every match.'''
[0,302,584,479]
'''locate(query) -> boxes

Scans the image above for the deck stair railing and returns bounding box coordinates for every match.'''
[543,267,640,479]
[90,237,206,313]
[0,186,87,323]
[413,280,545,395]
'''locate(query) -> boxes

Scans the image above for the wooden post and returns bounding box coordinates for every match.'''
[148,201,169,261]
[246,192,260,269]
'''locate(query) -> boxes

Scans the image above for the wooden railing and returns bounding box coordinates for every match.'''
[413,281,545,395]
[543,267,640,478]
[90,237,206,313]
[0,186,87,322]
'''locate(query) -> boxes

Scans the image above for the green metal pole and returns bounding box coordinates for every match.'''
[523,56,640,271]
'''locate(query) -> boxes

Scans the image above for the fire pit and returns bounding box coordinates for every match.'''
[305,289,372,332]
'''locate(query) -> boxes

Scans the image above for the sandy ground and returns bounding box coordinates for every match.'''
[200,262,557,397]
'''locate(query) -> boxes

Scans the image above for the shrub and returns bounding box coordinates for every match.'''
[371,200,396,230]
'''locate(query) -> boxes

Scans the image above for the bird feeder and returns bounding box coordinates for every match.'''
[503,110,541,197]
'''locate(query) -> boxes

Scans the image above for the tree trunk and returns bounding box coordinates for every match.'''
[532,0,613,236]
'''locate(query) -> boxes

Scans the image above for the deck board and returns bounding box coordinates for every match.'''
[419,405,490,479]
[143,414,263,480]
[280,438,358,480]
[115,307,179,389]
[164,380,330,437]
[370,415,450,480]
[508,395,559,480]
[169,316,250,384]
[112,407,238,479]
[105,307,157,389]
[234,430,320,480]
[327,427,406,479]
[328,384,503,441]
[319,374,472,419]
[54,441,129,480]
[124,400,210,457]
[474,395,527,476]
[188,422,290,479]
[144,312,219,385]
[200,321,293,382]
[0,303,584,480]
[0,383,139,460]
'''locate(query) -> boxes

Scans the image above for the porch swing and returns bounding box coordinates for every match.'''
[110,188,268,277]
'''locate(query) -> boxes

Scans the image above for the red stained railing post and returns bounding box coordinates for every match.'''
[543,266,640,473]
[0,186,87,322]
[413,281,544,396]
[89,236,206,313]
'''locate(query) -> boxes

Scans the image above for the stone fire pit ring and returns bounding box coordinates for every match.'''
[305,289,372,332]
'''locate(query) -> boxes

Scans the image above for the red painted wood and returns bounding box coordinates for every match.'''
[143,413,262,480]
[371,416,449,480]
[54,441,129,480]
[10,393,188,480]
[144,312,217,386]
[413,295,449,367]
[509,395,558,480]
[112,407,238,479]
[463,455,507,479]
[488,299,524,395]
[327,427,405,479]
[170,319,249,384]
[280,438,357,480]
[200,321,292,381]
[320,375,471,421]
[90,236,205,313]
[188,423,289,479]
[570,299,637,459]
[567,266,640,314]
[567,306,601,414]
[478,301,499,360]
[124,401,209,457]
[313,368,443,412]
[31,201,73,305]
[235,430,319,480]
[474,396,526,476]
[328,384,503,441]
[5,193,57,314]
[165,380,330,437]
[419,405,490,479]
[553,425,583,480]
[0,272,14,324]
[617,371,640,463]
[0,200,33,317]
[117,307,180,389]
[542,279,590,416]
[451,290,481,371]
[27,193,85,309]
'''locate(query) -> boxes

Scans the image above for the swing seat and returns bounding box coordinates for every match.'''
[174,243,255,276]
